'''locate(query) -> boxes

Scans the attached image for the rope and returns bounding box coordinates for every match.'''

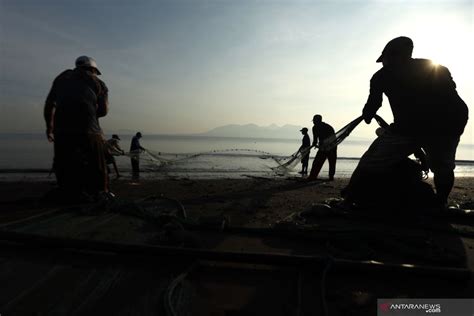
[163,263,197,316]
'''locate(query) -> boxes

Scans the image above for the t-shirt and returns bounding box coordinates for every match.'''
[312,122,335,147]
[46,68,108,135]
[106,138,123,155]
[130,136,142,152]
[302,134,311,148]
[363,58,468,136]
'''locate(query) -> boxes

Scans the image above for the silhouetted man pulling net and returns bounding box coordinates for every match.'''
[343,36,468,210]
[44,56,110,202]
[275,115,365,173]
[306,114,371,181]
[316,116,364,153]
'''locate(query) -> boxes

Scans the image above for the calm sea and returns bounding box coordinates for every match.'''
[0,133,472,180]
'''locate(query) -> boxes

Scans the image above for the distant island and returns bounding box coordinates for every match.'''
[198,123,303,140]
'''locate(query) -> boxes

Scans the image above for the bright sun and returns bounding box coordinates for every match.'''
[408,15,472,80]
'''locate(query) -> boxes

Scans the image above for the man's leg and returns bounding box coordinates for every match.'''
[113,161,121,178]
[54,134,82,195]
[423,136,460,206]
[131,157,140,180]
[85,134,109,194]
[433,169,455,206]
[344,131,419,200]
[301,155,309,175]
[328,148,337,180]
[307,150,327,180]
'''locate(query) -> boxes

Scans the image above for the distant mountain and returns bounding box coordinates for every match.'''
[200,123,305,139]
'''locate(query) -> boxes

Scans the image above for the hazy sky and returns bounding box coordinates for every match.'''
[0,0,472,145]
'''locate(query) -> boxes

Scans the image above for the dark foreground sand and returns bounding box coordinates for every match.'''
[0,177,473,315]
[0,177,473,225]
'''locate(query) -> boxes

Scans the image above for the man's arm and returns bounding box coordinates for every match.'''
[96,80,109,118]
[116,143,125,155]
[44,86,57,142]
[112,141,125,155]
[312,127,318,148]
[297,137,305,152]
[362,73,383,124]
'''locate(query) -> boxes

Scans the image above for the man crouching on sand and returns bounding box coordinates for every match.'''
[44,56,110,201]
[344,36,468,208]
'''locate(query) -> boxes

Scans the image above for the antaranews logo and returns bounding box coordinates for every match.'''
[379,301,442,314]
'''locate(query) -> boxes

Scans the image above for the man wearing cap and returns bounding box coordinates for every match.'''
[44,56,110,200]
[105,134,125,179]
[346,36,468,207]
[297,127,311,175]
[307,115,337,181]
[130,132,145,180]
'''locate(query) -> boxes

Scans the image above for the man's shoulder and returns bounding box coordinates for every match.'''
[409,58,450,74]
[322,121,334,130]
[412,58,436,66]
[53,69,74,82]
[370,67,387,83]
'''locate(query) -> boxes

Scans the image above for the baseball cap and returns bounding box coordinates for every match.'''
[376,36,413,63]
[75,56,102,75]
[112,134,120,140]
[300,127,308,132]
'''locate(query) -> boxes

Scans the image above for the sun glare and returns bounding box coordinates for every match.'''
[407,15,472,77]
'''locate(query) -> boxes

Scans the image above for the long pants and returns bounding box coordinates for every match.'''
[131,157,140,179]
[54,133,108,195]
[301,154,309,173]
[308,148,337,179]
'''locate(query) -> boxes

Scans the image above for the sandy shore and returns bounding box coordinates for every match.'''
[0,177,473,224]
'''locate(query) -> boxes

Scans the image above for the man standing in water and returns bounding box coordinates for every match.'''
[307,115,337,181]
[44,56,109,201]
[130,132,145,180]
[105,134,125,179]
[297,127,311,176]
[345,36,468,207]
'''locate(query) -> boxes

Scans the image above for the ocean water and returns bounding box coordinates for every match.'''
[0,133,472,180]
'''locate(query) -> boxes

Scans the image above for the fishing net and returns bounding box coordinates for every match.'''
[273,116,367,172]
[122,151,169,168]
[273,147,311,171]
[120,148,287,177]
[116,115,387,176]
[318,116,364,152]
